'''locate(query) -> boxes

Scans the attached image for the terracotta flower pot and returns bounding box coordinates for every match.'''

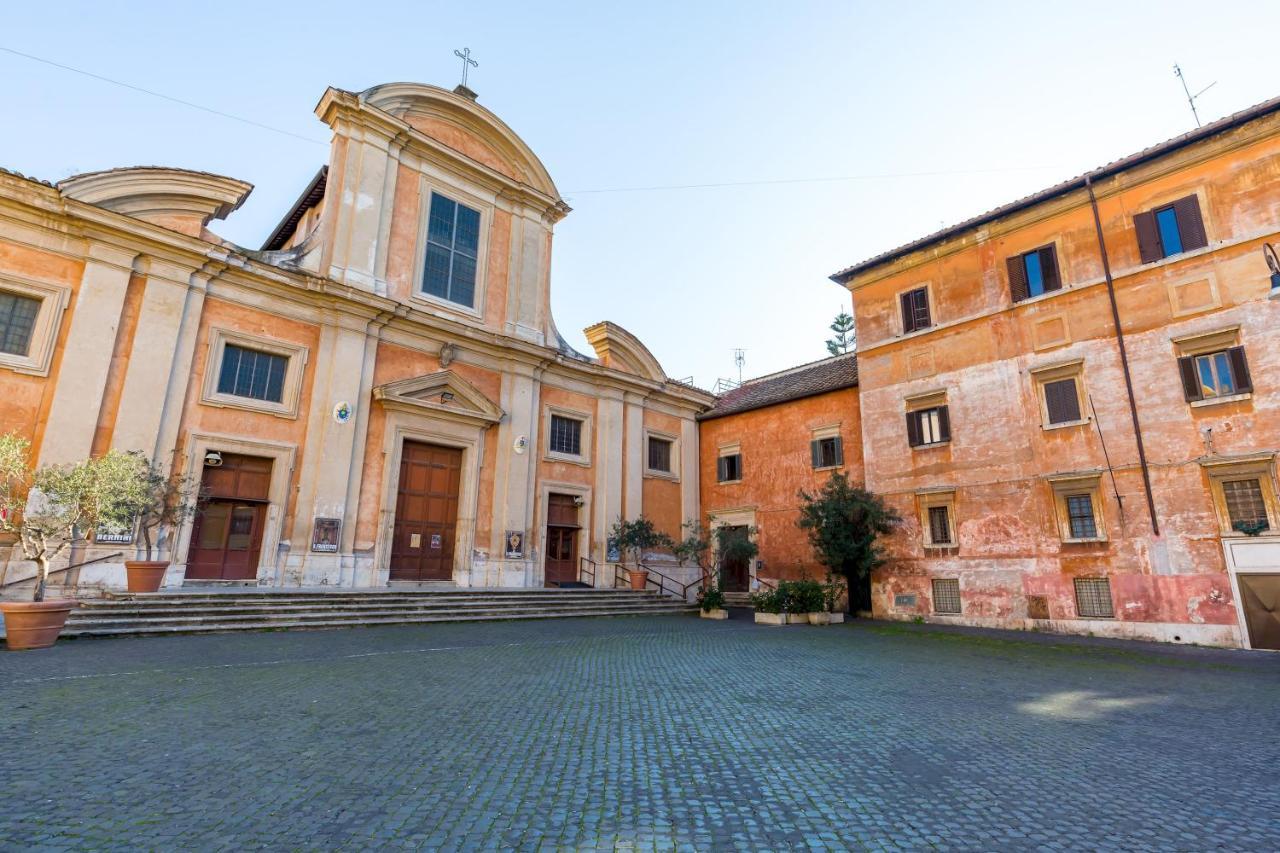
[628,569,649,591]
[124,560,170,593]
[1,600,78,650]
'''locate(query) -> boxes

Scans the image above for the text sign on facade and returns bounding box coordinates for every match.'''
[311,518,341,553]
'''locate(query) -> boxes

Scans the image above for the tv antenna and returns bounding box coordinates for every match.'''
[1173,63,1216,128]
[733,349,745,384]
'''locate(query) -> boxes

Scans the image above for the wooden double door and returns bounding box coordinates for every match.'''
[544,493,580,587]
[389,441,463,582]
[186,454,272,581]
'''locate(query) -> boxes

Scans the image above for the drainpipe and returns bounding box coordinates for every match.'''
[1084,174,1160,536]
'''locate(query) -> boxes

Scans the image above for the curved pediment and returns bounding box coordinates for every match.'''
[360,83,560,200]
[372,370,504,425]
[582,321,667,382]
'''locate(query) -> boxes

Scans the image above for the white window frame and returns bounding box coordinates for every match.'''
[542,405,592,467]
[644,428,680,481]
[200,328,308,418]
[0,275,70,376]
[410,178,491,321]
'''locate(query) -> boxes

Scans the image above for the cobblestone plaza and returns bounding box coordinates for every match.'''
[2,615,1278,850]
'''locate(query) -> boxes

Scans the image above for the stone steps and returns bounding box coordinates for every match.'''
[48,589,694,638]
[722,591,755,608]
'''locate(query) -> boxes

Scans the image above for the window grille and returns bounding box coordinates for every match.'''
[548,415,582,456]
[217,344,288,403]
[932,578,961,614]
[1223,478,1269,532]
[927,505,952,545]
[1074,577,1114,618]
[648,437,672,473]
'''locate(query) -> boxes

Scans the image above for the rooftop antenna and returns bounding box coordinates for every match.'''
[1173,63,1216,128]
[733,349,745,384]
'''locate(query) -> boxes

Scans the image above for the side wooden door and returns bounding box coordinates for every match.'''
[389,441,462,582]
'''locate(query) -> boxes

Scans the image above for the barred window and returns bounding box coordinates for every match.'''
[648,437,672,473]
[0,291,40,356]
[422,193,480,308]
[1066,494,1098,540]
[928,505,952,545]
[932,578,961,614]
[548,415,582,457]
[1074,577,1114,618]
[1223,478,1269,532]
[217,344,287,403]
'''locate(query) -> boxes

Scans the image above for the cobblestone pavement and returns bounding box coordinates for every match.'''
[2,615,1278,851]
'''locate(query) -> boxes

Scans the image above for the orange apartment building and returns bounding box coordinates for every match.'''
[830,96,1280,649]
[698,354,861,591]
[0,82,711,596]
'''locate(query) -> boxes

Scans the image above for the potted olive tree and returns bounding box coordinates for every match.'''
[609,517,672,590]
[119,453,199,593]
[0,434,140,650]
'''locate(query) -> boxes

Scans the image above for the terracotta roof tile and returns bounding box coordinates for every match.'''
[699,353,858,420]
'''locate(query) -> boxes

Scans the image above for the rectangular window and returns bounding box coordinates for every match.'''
[1155,206,1184,256]
[1043,377,1082,425]
[216,344,288,403]
[1135,195,1207,263]
[932,578,961,614]
[1179,347,1252,402]
[647,437,673,473]
[717,453,742,483]
[1074,577,1114,619]
[907,406,950,447]
[900,287,931,334]
[928,505,952,545]
[422,193,480,308]
[1223,478,1270,533]
[1066,493,1098,540]
[1008,245,1061,302]
[810,436,843,469]
[0,291,41,357]
[548,415,582,457]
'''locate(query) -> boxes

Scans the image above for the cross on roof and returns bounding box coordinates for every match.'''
[453,48,478,88]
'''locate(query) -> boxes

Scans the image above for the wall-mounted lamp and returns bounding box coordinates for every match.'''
[1266,242,1280,290]
[203,451,223,467]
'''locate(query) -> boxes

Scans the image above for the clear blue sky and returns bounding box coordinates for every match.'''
[5,1,1278,387]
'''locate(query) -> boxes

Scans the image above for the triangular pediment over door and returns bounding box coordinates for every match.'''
[372,370,504,427]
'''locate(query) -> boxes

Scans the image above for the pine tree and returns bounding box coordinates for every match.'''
[825,311,856,356]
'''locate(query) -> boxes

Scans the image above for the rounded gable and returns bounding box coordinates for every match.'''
[360,83,560,200]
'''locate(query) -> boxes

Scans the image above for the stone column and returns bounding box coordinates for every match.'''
[38,242,137,465]
[593,389,625,587]
[622,391,646,521]
[489,363,540,586]
[326,126,397,294]
[286,315,376,586]
[680,414,699,528]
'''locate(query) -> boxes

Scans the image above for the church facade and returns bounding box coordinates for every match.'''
[0,82,710,594]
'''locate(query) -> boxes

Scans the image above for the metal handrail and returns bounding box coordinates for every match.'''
[579,556,597,587]
[612,562,694,600]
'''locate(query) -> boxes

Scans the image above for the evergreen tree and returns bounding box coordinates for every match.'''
[825,311,856,356]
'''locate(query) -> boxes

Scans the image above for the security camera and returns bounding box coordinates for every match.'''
[204,451,223,467]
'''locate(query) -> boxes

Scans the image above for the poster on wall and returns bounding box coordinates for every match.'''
[504,530,524,559]
[606,538,620,563]
[310,518,341,553]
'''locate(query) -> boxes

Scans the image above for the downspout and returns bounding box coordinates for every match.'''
[1084,175,1160,536]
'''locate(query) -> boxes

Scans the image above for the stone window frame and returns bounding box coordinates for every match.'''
[1029,358,1090,431]
[717,441,743,484]
[410,177,492,321]
[917,488,957,550]
[1200,453,1280,538]
[200,327,308,419]
[0,273,70,377]
[896,280,935,337]
[1047,472,1108,544]
[1172,325,1251,408]
[542,404,592,467]
[644,428,680,482]
[809,423,845,472]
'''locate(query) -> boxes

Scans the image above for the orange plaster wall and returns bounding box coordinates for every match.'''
[535,386,597,533]
[642,409,685,541]
[699,387,863,581]
[846,121,1280,629]
[178,298,321,534]
[0,242,86,456]
[403,116,524,183]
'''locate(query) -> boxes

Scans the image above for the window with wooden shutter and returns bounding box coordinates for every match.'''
[1009,245,1063,303]
[907,406,949,447]
[1043,378,1082,425]
[900,287,931,334]
[811,435,842,469]
[718,453,742,483]
[1178,345,1252,402]
[1031,360,1087,428]
[1136,194,1207,262]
